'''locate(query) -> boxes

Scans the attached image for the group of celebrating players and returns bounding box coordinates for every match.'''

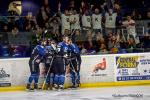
[26,36,81,91]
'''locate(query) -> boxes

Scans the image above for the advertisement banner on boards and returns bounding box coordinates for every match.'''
[0,62,12,87]
[0,58,30,87]
[115,54,150,81]
[80,55,115,83]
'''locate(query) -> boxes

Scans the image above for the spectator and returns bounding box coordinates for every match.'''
[77,42,88,55]
[61,9,71,35]
[45,6,54,18]
[105,30,113,42]
[69,10,81,42]
[51,17,61,34]
[105,9,117,36]
[70,10,81,31]
[52,29,61,42]
[113,3,121,13]
[94,33,104,52]
[92,8,102,35]
[25,24,32,32]
[12,26,19,36]
[2,25,8,32]
[96,33,105,44]
[82,10,92,37]
[11,45,23,57]
[119,32,128,49]
[69,0,75,8]
[74,30,82,43]
[36,6,48,28]
[122,15,139,44]
[127,37,136,53]
[45,22,51,31]
[108,35,120,51]
[84,30,95,51]
[24,16,36,32]
[80,44,88,55]
[80,1,89,14]
[98,43,108,54]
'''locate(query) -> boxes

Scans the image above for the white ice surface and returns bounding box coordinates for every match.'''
[0,86,150,100]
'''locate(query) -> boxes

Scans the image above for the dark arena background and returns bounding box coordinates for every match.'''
[0,0,150,100]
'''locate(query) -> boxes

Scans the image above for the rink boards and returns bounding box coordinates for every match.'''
[0,53,150,91]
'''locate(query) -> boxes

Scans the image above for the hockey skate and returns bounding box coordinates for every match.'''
[26,84,34,92]
[58,85,64,91]
[52,84,58,91]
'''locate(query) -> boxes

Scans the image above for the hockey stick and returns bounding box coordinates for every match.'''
[69,59,79,87]
[42,56,54,90]
[75,57,81,86]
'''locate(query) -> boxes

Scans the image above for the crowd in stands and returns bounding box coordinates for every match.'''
[0,0,150,57]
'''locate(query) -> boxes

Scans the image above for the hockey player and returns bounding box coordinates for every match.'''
[44,39,57,90]
[53,36,70,90]
[26,40,46,90]
[68,39,81,88]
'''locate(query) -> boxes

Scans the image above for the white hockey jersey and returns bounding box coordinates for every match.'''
[82,14,91,29]
[70,14,81,30]
[61,14,70,30]
[105,13,117,28]
[92,14,102,29]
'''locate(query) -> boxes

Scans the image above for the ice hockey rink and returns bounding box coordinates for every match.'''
[0,86,150,100]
